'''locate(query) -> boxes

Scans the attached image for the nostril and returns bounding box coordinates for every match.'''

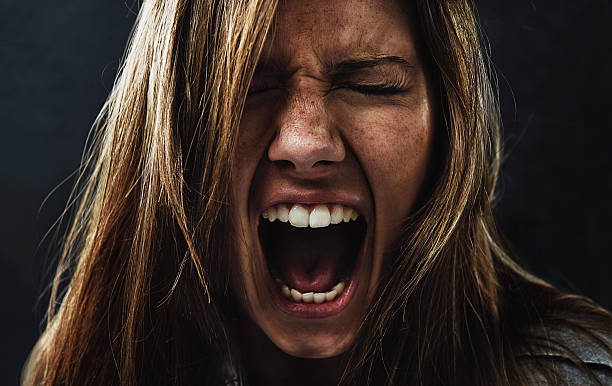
[267,110,346,172]
[314,160,334,167]
[270,159,336,172]
[276,160,294,170]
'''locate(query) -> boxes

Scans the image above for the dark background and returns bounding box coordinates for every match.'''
[1,0,611,383]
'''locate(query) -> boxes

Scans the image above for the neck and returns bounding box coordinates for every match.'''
[238,317,347,386]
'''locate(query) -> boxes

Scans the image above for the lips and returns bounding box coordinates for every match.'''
[257,201,367,317]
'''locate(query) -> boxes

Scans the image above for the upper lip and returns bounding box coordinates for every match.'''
[255,188,369,223]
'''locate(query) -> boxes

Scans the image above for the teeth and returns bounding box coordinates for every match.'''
[281,284,291,298]
[309,205,331,228]
[277,279,347,304]
[277,205,289,222]
[302,292,314,303]
[330,205,343,224]
[342,208,352,222]
[263,203,360,228]
[291,288,303,302]
[332,281,345,293]
[288,204,309,227]
[325,290,338,302]
[314,293,326,304]
[267,206,277,222]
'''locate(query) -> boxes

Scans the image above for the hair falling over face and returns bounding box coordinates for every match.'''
[23,0,611,385]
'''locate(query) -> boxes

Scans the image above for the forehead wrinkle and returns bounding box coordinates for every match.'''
[262,0,416,78]
[312,17,418,78]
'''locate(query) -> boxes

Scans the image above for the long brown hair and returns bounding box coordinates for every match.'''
[23,0,611,385]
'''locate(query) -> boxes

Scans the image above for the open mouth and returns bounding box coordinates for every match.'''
[258,203,367,317]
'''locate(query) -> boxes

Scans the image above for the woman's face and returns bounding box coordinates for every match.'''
[231,0,434,358]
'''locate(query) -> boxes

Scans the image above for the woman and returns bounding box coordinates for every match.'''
[23,0,611,385]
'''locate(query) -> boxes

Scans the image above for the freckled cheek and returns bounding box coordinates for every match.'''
[352,111,431,183]
[237,115,266,158]
[347,110,433,231]
[233,114,272,190]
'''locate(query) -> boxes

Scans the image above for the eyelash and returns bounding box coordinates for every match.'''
[247,85,277,96]
[344,84,406,96]
[247,82,408,97]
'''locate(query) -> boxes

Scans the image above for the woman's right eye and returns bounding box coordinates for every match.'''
[247,86,271,96]
[247,80,282,96]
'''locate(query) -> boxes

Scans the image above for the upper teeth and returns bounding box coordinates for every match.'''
[262,203,359,228]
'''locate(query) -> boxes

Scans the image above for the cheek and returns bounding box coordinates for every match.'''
[229,119,267,285]
[343,102,433,188]
[336,98,434,230]
[232,112,274,197]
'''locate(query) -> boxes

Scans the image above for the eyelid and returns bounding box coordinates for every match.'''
[334,79,411,96]
[247,78,283,95]
[333,68,412,91]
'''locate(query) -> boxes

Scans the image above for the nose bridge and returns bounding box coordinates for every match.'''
[268,84,345,172]
[284,88,326,141]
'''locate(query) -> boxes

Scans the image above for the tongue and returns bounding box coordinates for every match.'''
[274,226,348,293]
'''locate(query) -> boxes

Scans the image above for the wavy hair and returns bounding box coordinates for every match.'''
[23,0,611,385]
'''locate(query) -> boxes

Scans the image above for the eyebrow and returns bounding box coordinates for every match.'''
[328,55,415,74]
[252,54,416,80]
[253,57,291,77]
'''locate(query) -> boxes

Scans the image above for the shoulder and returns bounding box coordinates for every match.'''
[518,325,612,385]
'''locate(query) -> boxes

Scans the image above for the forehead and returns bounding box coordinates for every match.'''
[268,0,418,68]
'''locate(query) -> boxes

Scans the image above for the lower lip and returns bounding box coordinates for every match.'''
[263,239,365,319]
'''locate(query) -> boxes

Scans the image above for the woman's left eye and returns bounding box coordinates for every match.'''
[347,85,405,96]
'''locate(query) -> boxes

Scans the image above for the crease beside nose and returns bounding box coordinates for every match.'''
[267,98,345,172]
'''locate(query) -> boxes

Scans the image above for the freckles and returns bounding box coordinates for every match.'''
[237,128,261,155]
[356,110,431,175]
[239,112,269,144]
[237,109,276,160]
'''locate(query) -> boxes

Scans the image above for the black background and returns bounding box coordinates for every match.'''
[1,1,611,383]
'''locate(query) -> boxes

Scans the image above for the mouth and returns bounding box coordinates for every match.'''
[258,203,367,318]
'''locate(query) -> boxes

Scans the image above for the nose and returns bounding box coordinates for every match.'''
[267,90,345,174]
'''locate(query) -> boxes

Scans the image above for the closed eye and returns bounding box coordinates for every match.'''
[248,85,280,96]
[345,84,407,96]
[247,75,285,96]
[333,79,411,97]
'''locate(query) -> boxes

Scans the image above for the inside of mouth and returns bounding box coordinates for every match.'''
[259,217,366,294]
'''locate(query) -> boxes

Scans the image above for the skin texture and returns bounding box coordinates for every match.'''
[230,0,434,383]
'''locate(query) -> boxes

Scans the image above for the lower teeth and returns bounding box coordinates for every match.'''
[277,279,346,304]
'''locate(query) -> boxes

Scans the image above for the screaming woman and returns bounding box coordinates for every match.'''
[23,0,612,385]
